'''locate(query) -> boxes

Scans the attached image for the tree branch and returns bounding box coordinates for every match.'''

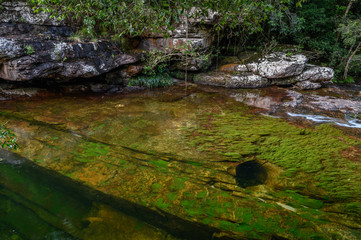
[344,41,361,80]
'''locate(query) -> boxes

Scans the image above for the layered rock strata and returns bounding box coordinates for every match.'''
[194,52,334,90]
[0,1,139,82]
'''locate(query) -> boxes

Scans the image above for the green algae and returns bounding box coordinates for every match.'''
[155,198,169,210]
[167,192,178,201]
[169,177,186,191]
[149,159,169,169]
[152,183,163,192]
[72,142,110,163]
[186,160,202,166]
[291,194,323,209]
[345,202,361,215]
[196,191,207,199]
[185,109,361,203]
[2,87,361,239]
[173,187,325,239]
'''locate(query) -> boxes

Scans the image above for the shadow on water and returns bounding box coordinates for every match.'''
[0,149,230,240]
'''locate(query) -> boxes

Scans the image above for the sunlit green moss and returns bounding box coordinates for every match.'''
[196,191,207,199]
[167,192,178,201]
[149,159,169,169]
[169,177,186,191]
[283,190,324,209]
[152,183,162,192]
[155,198,169,210]
[72,142,110,163]
[185,109,361,203]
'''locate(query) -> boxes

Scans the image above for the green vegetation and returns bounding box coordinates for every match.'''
[128,73,173,88]
[72,142,109,163]
[24,45,35,55]
[266,0,361,81]
[2,91,360,239]
[29,0,361,81]
[185,108,361,202]
[278,190,324,209]
[0,124,19,150]
[30,0,305,38]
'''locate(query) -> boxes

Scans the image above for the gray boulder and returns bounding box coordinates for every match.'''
[226,73,269,88]
[194,72,269,88]
[296,81,322,90]
[202,52,333,90]
[295,65,334,83]
[225,53,308,78]
[255,53,308,79]
[0,37,22,60]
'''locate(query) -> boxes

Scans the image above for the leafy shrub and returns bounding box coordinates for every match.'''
[0,124,19,150]
[29,0,305,39]
[128,73,173,88]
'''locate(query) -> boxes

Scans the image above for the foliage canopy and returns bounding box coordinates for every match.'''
[30,0,305,38]
[29,0,360,81]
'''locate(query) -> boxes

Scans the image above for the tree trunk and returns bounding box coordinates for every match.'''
[337,0,356,42]
[344,41,361,80]
[344,0,355,18]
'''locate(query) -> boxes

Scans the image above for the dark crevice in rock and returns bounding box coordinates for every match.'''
[235,160,268,188]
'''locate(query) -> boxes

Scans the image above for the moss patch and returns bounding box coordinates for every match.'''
[184,108,361,211]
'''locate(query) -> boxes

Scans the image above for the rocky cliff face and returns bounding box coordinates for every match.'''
[0,1,139,82]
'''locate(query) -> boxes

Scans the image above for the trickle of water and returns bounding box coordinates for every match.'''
[287,112,361,129]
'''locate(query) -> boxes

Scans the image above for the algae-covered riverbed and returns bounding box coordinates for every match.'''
[1,84,361,239]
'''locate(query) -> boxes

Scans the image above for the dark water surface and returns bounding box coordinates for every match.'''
[0,150,179,240]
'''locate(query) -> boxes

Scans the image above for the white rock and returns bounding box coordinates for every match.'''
[276,202,297,212]
[0,38,22,60]
[234,64,248,72]
[296,65,334,82]
[226,73,269,88]
[194,72,269,88]
[256,52,308,79]
[296,81,322,90]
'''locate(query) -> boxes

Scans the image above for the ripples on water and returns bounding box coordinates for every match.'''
[287,112,361,129]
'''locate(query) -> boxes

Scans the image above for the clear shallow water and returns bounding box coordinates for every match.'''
[0,150,179,240]
[0,84,361,239]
